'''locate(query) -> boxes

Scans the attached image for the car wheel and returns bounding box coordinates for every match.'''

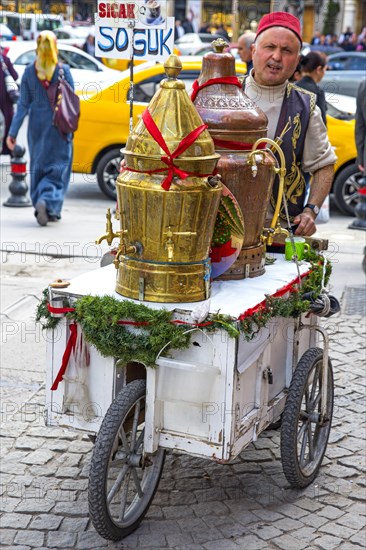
[333,164,362,216]
[96,149,123,201]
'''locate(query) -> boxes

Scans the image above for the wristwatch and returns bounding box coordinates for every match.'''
[304,203,320,216]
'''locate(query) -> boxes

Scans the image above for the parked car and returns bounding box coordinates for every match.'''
[1,41,119,91]
[325,93,361,216]
[53,25,95,48]
[0,23,15,41]
[320,52,366,97]
[72,60,359,215]
[301,43,343,56]
[326,51,366,70]
[174,33,221,56]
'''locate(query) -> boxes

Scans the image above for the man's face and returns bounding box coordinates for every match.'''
[237,36,252,63]
[252,27,301,86]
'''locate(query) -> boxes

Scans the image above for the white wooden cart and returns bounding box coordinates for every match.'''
[45,256,333,541]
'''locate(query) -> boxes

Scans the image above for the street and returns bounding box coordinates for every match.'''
[0,155,365,550]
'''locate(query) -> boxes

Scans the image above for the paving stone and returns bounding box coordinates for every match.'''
[0,461,27,475]
[29,465,58,477]
[0,496,21,512]
[350,531,366,546]
[68,440,93,453]
[76,531,109,548]
[313,534,344,549]
[14,530,45,547]
[15,498,55,513]
[271,517,304,531]
[59,516,89,532]
[60,479,88,491]
[166,533,195,547]
[291,526,317,542]
[191,527,223,545]
[47,531,78,548]
[55,466,81,478]
[0,512,32,529]
[146,505,164,519]
[277,503,308,519]
[20,449,54,465]
[30,514,63,530]
[0,528,17,545]
[336,512,366,530]
[272,534,308,549]
[326,464,360,478]
[162,504,194,519]
[255,524,283,540]
[252,508,285,522]
[217,521,248,539]
[338,455,366,472]
[319,522,357,539]
[137,534,167,547]
[53,501,89,516]
[202,540,239,550]
[1,546,31,550]
[191,501,229,517]
[318,505,346,520]
[300,514,329,528]
[14,437,43,451]
[42,440,70,452]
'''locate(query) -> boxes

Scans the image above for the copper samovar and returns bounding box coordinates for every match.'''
[96,55,222,303]
[192,39,286,278]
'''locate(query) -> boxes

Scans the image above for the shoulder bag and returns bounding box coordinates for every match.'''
[49,65,80,137]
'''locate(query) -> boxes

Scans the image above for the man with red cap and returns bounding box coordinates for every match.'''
[243,12,337,236]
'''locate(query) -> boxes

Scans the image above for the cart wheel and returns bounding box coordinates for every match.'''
[280,347,333,489]
[88,380,165,541]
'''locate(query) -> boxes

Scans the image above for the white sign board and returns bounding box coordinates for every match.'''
[96,1,167,29]
[95,16,174,61]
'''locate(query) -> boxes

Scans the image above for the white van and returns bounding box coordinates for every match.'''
[0,12,64,40]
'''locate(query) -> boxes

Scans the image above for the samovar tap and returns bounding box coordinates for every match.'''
[95,208,121,246]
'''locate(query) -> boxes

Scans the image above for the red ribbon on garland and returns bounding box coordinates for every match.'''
[191,76,243,102]
[125,109,210,191]
[51,322,77,391]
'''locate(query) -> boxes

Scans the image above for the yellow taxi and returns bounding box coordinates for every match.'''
[73,60,359,215]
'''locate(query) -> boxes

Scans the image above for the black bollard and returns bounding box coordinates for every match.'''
[349,176,366,231]
[3,144,32,207]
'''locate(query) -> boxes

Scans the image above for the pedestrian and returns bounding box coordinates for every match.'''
[0,108,5,152]
[6,31,74,226]
[0,46,18,157]
[82,34,96,57]
[174,20,185,41]
[216,24,230,41]
[182,18,194,34]
[242,11,337,236]
[237,31,255,73]
[295,51,328,126]
[355,79,366,180]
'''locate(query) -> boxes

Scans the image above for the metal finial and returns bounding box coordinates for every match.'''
[212,38,228,53]
[164,55,182,78]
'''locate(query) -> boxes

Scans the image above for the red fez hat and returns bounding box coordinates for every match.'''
[256,12,302,44]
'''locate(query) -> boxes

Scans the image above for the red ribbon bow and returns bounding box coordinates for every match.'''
[191,76,243,102]
[51,322,77,391]
[141,109,208,191]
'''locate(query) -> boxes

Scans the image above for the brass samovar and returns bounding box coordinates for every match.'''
[96,55,222,303]
[192,39,286,278]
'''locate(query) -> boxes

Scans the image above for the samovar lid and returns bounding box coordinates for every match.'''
[124,54,220,174]
[193,39,268,146]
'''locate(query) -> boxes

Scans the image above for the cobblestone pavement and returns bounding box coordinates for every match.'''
[1,303,365,549]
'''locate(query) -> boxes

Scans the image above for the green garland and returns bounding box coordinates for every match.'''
[36,250,331,365]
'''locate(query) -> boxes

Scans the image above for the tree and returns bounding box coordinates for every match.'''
[322,0,340,36]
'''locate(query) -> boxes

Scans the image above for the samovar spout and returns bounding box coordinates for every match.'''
[95,209,120,246]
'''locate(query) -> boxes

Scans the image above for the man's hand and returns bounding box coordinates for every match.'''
[293,210,316,236]
[6,136,16,151]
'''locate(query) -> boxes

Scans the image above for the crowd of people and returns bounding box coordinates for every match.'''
[310,26,366,51]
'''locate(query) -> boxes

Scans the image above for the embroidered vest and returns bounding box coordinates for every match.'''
[270,83,316,221]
